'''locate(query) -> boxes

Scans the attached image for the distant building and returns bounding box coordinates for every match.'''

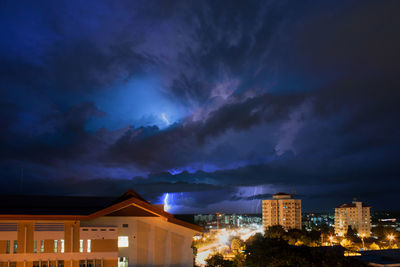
[303,212,334,231]
[0,189,201,267]
[262,192,302,230]
[194,214,261,230]
[334,201,371,237]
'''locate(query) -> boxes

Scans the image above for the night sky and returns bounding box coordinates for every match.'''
[1,0,399,213]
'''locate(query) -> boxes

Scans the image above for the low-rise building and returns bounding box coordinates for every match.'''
[0,190,201,267]
[334,201,371,237]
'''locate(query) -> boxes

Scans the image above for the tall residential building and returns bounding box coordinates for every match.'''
[0,189,201,267]
[262,192,302,230]
[334,201,371,237]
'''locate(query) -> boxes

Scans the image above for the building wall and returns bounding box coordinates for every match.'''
[82,216,197,267]
[92,240,117,253]
[334,202,371,237]
[0,241,8,254]
[0,220,118,267]
[154,227,167,266]
[262,197,302,230]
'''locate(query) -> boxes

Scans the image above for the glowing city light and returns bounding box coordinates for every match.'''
[217,232,229,245]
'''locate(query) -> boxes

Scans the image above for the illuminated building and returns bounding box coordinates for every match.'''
[334,201,371,237]
[0,190,201,267]
[262,192,302,230]
[193,214,261,230]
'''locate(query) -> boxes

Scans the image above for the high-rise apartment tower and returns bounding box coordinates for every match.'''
[262,192,302,230]
[334,201,371,237]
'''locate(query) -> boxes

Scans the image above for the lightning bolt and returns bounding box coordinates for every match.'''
[163,193,171,212]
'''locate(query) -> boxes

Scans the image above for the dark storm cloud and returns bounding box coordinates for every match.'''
[0,102,105,162]
[1,0,400,212]
[108,92,306,170]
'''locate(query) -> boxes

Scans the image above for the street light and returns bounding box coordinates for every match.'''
[329,236,334,246]
[388,234,395,248]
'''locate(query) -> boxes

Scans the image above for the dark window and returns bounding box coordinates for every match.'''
[33,262,40,267]
[41,262,48,267]
[87,260,94,267]
[6,240,10,254]
[122,224,128,228]
[58,261,64,267]
[10,262,16,267]
[79,260,86,267]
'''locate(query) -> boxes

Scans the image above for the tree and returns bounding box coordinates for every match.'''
[232,253,246,267]
[369,242,380,250]
[191,241,198,267]
[245,233,367,267]
[371,224,387,240]
[205,253,232,267]
[320,224,335,236]
[264,225,286,239]
[231,238,245,254]
[285,229,303,245]
[340,238,352,248]
[346,226,361,243]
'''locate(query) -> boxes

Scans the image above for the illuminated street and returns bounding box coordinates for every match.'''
[2,0,400,266]
[195,224,263,266]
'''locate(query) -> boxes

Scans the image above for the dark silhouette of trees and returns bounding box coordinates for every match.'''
[264,225,321,246]
[231,238,245,254]
[264,225,286,239]
[244,233,367,267]
[206,253,233,267]
[346,226,361,243]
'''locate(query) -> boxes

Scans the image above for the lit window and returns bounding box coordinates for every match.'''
[118,257,128,267]
[40,240,44,253]
[118,236,129,247]
[13,240,18,253]
[33,240,37,253]
[87,240,91,253]
[80,240,83,252]
[60,239,65,253]
[54,240,58,253]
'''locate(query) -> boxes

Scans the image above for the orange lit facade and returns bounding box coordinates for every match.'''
[262,193,302,230]
[334,201,370,237]
[0,190,201,267]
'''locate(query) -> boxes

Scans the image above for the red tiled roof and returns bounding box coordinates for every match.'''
[274,192,290,196]
[336,203,371,208]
